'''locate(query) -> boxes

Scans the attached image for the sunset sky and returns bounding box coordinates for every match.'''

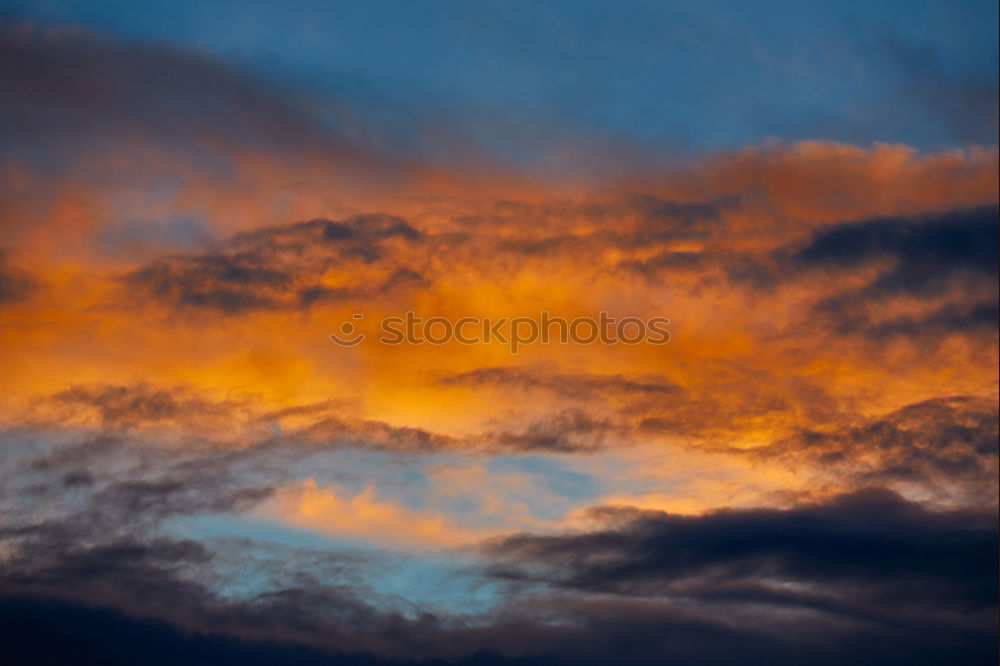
[0,2,997,664]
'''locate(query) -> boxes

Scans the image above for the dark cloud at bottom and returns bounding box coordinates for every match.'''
[1,488,995,665]
[0,597,562,666]
[1,587,995,666]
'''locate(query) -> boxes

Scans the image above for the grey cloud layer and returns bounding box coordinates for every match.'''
[3,417,996,665]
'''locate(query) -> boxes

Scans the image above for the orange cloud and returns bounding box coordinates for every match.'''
[266,478,492,549]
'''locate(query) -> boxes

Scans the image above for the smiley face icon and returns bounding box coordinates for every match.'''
[329,314,366,347]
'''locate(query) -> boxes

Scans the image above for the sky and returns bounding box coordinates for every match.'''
[0,2,997,665]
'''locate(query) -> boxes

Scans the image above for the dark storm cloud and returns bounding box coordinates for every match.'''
[483,488,998,665]
[802,207,998,337]
[486,488,997,604]
[723,204,998,293]
[714,204,1000,340]
[4,592,997,666]
[853,300,998,339]
[121,214,425,313]
[0,597,361,666]
[791,204,998,293]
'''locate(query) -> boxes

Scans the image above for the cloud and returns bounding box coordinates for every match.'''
[754,396,999,507]
[0,597,381,666]
[0,250,39,303]
[30,382,623,456]
[475,409,616,453]
[482,489,998,661]
[795,206,999,340]
[267,478,492,549]
[3,466,996,664]
[439,363,840,446]
[712,204,1000,341]
[791,204,997,295]
[440,366,680,400]
[0,21,374,173]
[121,214,425,313]
[295,416,456,454]
[0,426,424,656]
[49,383,243,428]
[486,488,997,599]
